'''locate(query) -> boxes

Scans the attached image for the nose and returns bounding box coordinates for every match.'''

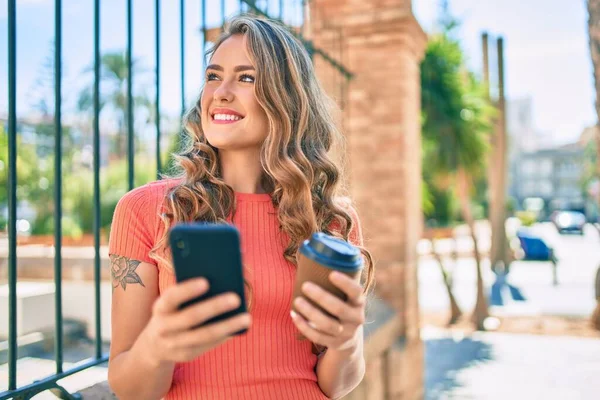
[213,81,234,103]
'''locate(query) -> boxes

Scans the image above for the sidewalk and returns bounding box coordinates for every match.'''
[423,326,600,400]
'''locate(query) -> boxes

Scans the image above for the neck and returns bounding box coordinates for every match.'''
[219,149,267,194]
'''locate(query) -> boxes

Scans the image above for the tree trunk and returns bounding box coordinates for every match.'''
[489,39,509,271]
[597,128,600,200]
[587,0,600,327]
[431,238,463,325]
[588,0,600,211]
[592,304,600,330]
[457,168,489,329]
[593,266,600,330]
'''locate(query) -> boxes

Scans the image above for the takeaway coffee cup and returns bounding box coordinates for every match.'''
[291,232,363,339]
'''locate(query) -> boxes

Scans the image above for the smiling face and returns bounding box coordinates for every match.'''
[200,34,269,152]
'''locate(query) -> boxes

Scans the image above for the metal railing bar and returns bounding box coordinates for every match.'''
[53,0,64,375]
[180,0,185,116]
[221,0,225,33]
[7,0,17,391]
[93,0,102,361]
[155,0,161,177]
[201,0,206,68]
[0,356,110,400]
[127,0,134,190]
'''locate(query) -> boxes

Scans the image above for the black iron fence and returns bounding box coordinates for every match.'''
[2,0,350,398]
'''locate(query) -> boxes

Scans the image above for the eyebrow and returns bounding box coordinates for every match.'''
[206,64,255,73]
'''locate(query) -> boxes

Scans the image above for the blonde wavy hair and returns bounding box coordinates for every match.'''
[150,15,374,292]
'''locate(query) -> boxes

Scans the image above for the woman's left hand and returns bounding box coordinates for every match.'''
[290,271,366,352]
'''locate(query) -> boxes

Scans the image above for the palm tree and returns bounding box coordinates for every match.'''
[587,0,600,329]
[588,0,600,178]
[421,31,495,330]
[423,145,463,325]
[593,267,600,330]
[428,229,463,324]
[77,52,150,158]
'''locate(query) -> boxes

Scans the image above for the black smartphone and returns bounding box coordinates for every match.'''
[169,223,248,335]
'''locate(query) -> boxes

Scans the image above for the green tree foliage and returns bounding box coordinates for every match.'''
[420,23,496,329]
[0,123,156,236]
[77,51,151,157]
[421,34,493,181]
[0,124,52,230]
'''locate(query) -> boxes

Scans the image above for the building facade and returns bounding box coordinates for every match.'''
[514,144,585,218]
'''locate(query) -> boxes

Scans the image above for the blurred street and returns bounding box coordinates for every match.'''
[421,222,600,399]
[419,222,600,317]
[424,327,600,400]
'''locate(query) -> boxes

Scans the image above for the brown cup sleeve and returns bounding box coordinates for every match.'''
[291,253,361,340]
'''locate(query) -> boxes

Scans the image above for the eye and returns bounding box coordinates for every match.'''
[239,73,255,83]
[206,72,220,81]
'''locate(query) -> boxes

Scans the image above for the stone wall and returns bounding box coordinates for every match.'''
[311,1,427,398]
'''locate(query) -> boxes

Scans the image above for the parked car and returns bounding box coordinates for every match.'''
[552,210,586,235]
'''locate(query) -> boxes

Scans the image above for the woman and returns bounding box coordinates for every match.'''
[107,15,374,400]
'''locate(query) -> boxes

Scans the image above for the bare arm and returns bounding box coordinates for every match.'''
[316,330,365,399]
[107,256,175,400]
[107,255,253,400]
[291,272,367,399]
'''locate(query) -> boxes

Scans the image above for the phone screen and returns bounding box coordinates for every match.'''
[169,223,248,333]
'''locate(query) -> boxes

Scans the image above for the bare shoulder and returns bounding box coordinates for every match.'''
[332,196,364,246]
[334,196,352,208]
[334,196,360,220]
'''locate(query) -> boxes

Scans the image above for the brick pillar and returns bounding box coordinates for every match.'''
[310,2,427,399]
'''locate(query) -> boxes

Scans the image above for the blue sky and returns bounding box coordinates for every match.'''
[0,0,596,145]
[413,0,596,145]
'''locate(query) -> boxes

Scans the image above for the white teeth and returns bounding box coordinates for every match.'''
[213,113,242,121]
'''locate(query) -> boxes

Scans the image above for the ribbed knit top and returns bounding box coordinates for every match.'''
[108,179,363,399]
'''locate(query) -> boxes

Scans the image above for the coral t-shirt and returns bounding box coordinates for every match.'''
[108,179,363,399]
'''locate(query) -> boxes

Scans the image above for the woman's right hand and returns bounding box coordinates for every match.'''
[140,278,251,365]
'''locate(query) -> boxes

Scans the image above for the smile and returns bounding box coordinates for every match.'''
[211,113,244,124]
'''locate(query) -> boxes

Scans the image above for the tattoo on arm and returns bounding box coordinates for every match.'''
[110,255,145,292]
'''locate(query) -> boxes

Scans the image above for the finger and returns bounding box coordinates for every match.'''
[175,313,252,348]
[329,272,365,305]
[301,282,364,325]
[290,310,334,348]
[293,296,343,336]
[164,292,243,333]
[154,278,209,314]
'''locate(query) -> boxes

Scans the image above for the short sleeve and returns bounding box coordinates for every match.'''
[345,202,364,248]
[331,197,364,248]
[108,185,159,265]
